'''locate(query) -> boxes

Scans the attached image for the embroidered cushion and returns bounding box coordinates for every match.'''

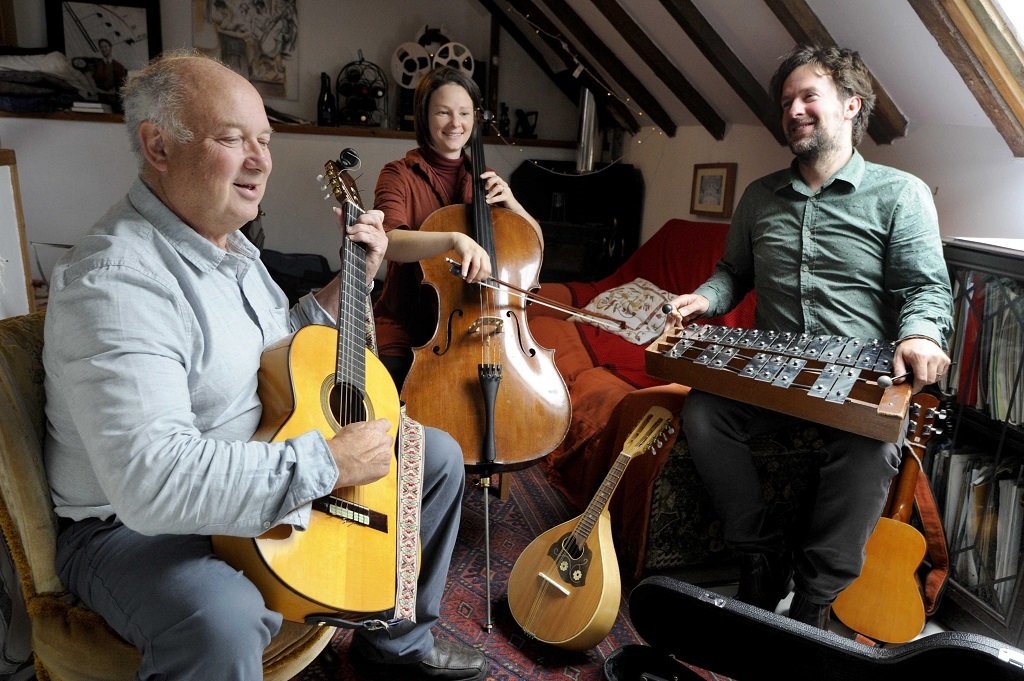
[569,277,675,345]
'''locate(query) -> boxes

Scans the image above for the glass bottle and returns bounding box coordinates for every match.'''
[317,72,336,126]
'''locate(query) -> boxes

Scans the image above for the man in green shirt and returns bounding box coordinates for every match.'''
[666,45,953,629]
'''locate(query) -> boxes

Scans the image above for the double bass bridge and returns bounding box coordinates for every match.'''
[468,315,504,338]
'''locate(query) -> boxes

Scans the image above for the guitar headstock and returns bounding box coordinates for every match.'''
[321,149,364,213]
[622,406,674,458]
[906,392,945,453]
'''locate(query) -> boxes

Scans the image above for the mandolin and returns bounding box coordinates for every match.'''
[212,152,403,624]
[832,393,944,643]
[507,406,673,651]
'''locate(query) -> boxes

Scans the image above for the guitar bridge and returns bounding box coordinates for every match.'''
[313,495,388,533]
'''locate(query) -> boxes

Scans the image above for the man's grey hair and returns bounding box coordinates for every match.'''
[120,49,225,168]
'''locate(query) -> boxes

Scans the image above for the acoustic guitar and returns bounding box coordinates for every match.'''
[507,406,673,651]
[212,153,403,624]
[832,393,943,643]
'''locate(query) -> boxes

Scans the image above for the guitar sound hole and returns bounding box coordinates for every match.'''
[330,383,367,426]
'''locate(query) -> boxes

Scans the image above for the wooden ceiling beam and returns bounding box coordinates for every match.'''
[531,0,678,136]
[907,0,1024,156]
[590,0,725,139]
[657,0,786,145]
[475,0,577,108]
[490,0,641,134]
[762,0,909,145]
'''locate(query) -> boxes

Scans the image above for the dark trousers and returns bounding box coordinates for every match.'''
[681,390,900,603]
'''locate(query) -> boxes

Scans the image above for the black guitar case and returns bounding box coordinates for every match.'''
[606,575,1024,681]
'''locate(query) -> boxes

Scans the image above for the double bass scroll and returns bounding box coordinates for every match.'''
[645,322,913,443]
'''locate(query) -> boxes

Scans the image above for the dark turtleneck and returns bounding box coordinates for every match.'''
[420,145,468,204]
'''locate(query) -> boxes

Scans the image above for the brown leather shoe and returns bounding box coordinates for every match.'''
[350,637,488,681]
[789,592,832,630]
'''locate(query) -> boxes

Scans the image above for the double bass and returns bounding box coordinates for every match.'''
[400,112,571,475]
[400,112,571,629]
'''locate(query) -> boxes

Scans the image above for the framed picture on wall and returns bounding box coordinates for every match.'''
[192,0,300,101]
[690,163,737,218]
[45,1,162,105]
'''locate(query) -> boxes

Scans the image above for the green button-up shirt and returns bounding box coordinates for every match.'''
[695,150,953,349]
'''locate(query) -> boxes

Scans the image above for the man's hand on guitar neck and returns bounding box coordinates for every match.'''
[313,209,387,317]
[327,418,394,490]
[342,208,388,283]
[892,337,951,393]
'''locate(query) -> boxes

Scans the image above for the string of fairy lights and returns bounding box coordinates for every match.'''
[482,4,666,178]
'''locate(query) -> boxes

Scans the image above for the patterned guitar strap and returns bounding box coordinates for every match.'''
[371,296,423,637]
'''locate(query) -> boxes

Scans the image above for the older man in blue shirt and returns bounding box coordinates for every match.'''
[666,45,953,630]
[43,51,486,680]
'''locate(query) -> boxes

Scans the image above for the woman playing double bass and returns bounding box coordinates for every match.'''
[372,66,543,389]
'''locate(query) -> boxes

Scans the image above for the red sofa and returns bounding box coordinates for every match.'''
[528,218,758,578]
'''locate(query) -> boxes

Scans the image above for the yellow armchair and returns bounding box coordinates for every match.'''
[0,311,334,680]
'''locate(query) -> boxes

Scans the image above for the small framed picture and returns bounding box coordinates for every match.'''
[46,1,162,105]
[690,163,737,218]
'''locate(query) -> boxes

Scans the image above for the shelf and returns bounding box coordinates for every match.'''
[950,404,1024,452]
[0,110,576,148]
[936,242,1024,646]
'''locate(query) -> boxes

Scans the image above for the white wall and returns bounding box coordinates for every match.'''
[864,123,1024,240]
[626,121,1024,244]
[3,0,578,277]
[0,116,574,278]
[6,0,1023,281]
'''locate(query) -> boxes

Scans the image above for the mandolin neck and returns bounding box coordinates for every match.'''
[572,451,633,545]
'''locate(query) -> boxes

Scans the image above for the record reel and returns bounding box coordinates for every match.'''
[432,42,475,78]
[391,42,432,90]
[336,56,388,126]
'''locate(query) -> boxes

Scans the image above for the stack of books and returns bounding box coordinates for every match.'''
[70,101,113,114]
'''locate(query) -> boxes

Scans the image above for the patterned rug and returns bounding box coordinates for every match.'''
[295,464,724,680]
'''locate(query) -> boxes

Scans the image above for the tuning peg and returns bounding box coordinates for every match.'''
[324,192,333,201]
[316,173,325,182]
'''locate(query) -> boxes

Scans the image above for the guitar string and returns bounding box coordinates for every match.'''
[340,195,365,504]
[473,118,500,371]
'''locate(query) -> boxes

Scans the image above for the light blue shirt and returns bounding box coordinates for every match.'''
[43,179,338,536]
[695,150,953,348]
